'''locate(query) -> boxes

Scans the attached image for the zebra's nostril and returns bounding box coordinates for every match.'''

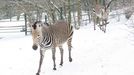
[32,45,38,50]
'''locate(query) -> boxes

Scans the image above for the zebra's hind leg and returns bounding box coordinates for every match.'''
[59,46,64,66]
[52,48,56,70]
[67,38,73,62]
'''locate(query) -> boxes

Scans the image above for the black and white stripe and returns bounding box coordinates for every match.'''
[39,33,53,49]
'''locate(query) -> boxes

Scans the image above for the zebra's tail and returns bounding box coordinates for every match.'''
[67,20,73,38]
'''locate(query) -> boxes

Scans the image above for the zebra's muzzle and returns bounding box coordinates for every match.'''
[32,45,38,50]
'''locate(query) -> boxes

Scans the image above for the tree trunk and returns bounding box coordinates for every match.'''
[72,0,77,27]
[36,9,42,21]
[75,0,81,30]
[59,7,63,20]
[68,0,71,26]
[45,15,48,22]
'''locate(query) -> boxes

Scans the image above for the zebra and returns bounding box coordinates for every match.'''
[31,20,73,75]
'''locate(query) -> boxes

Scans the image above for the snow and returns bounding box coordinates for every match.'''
[0,14,134,75]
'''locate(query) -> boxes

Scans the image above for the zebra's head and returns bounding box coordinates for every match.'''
[31,21,43,50]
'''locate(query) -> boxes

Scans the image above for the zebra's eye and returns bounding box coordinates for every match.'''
[32,25,36,29]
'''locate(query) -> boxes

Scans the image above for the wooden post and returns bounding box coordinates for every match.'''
[24,13,27,35]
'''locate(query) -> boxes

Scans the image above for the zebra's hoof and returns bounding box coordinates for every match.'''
[36,73,40,75]
[60,63,63,66]
[69,58,72,62]
[60,62,63,66]
[53,68,57,70]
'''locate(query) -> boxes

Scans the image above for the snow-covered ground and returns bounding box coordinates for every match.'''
[0,14,134,75]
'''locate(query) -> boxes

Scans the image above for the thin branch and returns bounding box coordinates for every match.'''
[49,1,61,13]
[106,0,115,9]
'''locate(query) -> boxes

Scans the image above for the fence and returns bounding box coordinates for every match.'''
[0,25,31,35]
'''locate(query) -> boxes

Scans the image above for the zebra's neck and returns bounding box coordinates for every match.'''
[39,33,53,49]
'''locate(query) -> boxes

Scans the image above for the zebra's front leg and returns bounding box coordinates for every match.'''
[59,46,64,66]
[36,49,45,75]
[52,48,56,70]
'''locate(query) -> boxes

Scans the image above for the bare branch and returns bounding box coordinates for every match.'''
[106,0,114,9]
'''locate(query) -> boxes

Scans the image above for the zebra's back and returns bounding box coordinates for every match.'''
[50,20,73,47]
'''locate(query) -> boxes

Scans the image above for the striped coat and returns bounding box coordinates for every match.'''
[31,20,73,75]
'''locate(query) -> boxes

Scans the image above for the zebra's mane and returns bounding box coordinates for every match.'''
[44,22,50,26]
[32,21,50,30]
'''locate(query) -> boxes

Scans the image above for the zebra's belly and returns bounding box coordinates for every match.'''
[53,33,69,47]
[54,38,68,47]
